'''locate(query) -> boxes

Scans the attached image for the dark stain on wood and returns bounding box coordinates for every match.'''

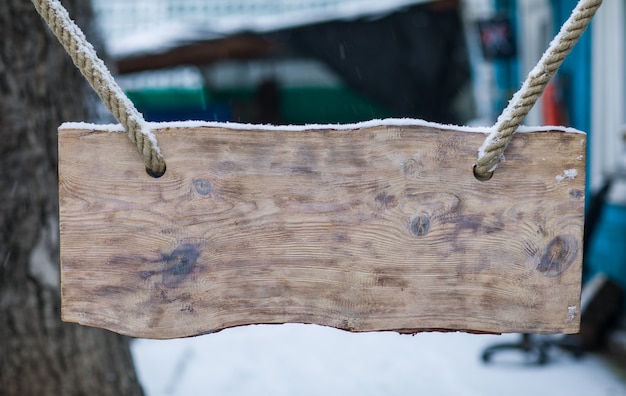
[290,166,321,176]
[332,232,350,243]
[161,244,200,288]
[129,245,201,288]
[569,189,583,200]
[109,255,151,266]
[454,214,483,234]
[375,192,398,210]
[93,285,134,297]
[536,235,578,277]
[140,271,158,280]
[157,289,193,305]
[180,305,195,313]
[373,268,410,288]
[454,214,504,235]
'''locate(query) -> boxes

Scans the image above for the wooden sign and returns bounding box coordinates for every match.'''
[59,122,585,339]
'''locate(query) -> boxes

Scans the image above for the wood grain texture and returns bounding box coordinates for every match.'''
[59,124,586,339]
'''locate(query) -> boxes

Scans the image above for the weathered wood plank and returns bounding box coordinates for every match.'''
[59,123,585,339]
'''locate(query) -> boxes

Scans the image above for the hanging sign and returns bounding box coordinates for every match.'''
[59,120,585,339]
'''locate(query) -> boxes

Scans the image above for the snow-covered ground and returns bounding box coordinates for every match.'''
[132,324,626,396]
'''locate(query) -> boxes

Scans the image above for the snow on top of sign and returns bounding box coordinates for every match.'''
[556,169,579,183]
[60,118,584,135]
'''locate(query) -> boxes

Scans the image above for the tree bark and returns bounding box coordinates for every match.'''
[0,1,144,395]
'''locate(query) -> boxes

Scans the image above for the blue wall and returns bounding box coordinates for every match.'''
[551,0,626,290]
[551,0,593,134]
[588,205,626,285]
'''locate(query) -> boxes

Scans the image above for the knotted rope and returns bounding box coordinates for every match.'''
[474,0,603,180]
[31,0,166,176]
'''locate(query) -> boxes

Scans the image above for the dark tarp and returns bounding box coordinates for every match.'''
[274,2,474,124]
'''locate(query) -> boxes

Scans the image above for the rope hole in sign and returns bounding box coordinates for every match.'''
[33,0,602,179]
[472,165,493,182]
[146,165,167,179]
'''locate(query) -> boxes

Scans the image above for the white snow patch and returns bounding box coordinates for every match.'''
[556,168,578,183]
[567,306,579,322]
[28,217,59,290]
[131,325,626,396]
[60,118,585,135]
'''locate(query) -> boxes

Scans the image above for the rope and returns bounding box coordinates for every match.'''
[31,0,166,176]
[474,0,603,180]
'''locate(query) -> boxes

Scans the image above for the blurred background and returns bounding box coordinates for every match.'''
[87,0,626,394]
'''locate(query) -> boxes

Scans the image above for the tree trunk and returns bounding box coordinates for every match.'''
[0,1,144,395]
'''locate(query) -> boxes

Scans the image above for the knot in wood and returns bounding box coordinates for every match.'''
[410,214,431,237]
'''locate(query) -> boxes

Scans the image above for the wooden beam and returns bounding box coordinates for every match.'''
[59,123,585,339]
[115,35,281,74]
